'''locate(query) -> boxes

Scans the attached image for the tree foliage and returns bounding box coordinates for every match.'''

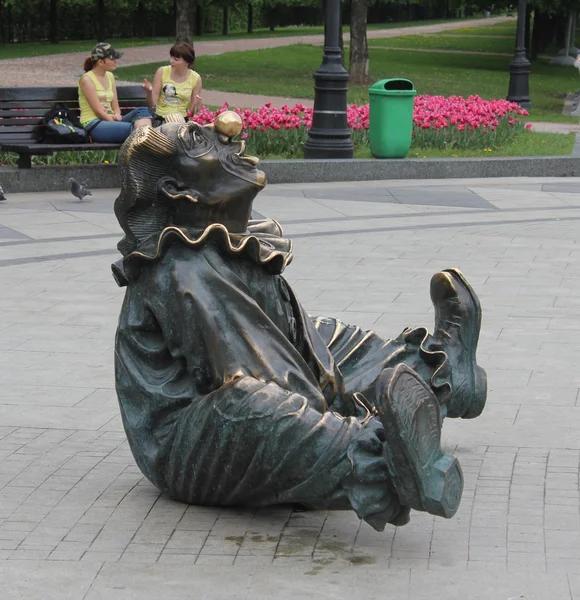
[0,0,324,43]
[3,0,580,46]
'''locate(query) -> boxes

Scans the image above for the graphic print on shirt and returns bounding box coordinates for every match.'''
[98,91,113,115]
[162,84,180,105]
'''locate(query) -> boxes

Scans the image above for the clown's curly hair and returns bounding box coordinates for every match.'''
[114,116,186,255]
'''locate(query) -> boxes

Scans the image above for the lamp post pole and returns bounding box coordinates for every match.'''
[507,0,532,109]
[304,0,354,159]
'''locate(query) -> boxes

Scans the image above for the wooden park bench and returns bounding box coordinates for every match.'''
[0,86,148,168]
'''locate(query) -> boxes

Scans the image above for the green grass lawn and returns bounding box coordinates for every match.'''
[0,18,480,60]
[372,30,580,58]
[0,131,571,167]
[442,22,517,36]
[408,132,574,158]
[116,43,580,122]
[368,34,517,54]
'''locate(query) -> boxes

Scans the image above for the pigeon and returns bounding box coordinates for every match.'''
[0,185,6,202]
[68,177,92,202]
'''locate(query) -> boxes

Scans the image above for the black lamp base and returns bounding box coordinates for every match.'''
[304,133,354,159]
[507,58,532,109]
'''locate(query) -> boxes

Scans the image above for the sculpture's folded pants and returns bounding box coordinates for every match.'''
[163,375,403,530]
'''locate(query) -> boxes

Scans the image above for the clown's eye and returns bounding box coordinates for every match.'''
[183,129,201,151]
[192,131,209,148]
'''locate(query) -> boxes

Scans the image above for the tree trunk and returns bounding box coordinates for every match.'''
[248,3,253,34]
[7,2,13,43]
[133,1,142,36]
[0,0,5,44]
[175,0,194,45]
[339,8,344,59]
[96,0,106,42]
[349,0,369,86]
[173,0,177,36]
[49,0,58,43]
[532,12,559,56]
[195,4,203,37]
[524,2,531,59]
[339,8,344,50]
[265,7,276,32]
[555,14,568,48]
[530,9,540,60]
[222,6,229,36]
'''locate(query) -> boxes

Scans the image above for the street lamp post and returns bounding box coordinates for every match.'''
[304,0,354,159]
[507,0,532,109]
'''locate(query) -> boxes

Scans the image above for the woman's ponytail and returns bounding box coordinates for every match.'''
[83,56,94,72]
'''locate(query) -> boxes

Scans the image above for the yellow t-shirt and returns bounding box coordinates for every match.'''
[155,66,200,118]
[78,71,115,127]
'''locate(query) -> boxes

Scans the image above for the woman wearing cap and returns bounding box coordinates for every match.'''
[143,43,203,124]
[79,43,152,143]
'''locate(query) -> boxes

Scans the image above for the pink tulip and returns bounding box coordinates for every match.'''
[189,95,528,156]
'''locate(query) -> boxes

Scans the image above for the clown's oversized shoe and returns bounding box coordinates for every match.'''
[376,364,464,519]
[430,268,487,419]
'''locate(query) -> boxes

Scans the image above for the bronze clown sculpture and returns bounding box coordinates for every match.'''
[112,112,487,531]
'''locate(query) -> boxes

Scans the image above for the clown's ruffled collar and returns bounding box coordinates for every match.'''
[112,218,293,287]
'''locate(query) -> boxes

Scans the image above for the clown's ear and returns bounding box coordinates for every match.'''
[158,176,199,205]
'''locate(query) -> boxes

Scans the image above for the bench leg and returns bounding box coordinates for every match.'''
[17,154,32,169]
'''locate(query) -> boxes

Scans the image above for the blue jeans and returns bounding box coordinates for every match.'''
[87,107,152,143]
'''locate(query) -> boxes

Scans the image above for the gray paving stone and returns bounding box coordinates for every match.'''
[0,225,31,241]
[2,178,580,597]
[570,575,580,599]
[155,553,197,565]
[165,530,207,551]
[0,560,101,599]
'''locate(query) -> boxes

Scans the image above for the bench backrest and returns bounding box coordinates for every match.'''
[0,86,148,145]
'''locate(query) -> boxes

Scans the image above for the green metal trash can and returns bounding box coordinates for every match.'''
[368,78,417,159]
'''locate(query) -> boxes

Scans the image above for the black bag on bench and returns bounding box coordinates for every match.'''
[41,104,88,144]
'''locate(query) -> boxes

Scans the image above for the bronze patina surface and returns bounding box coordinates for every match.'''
[112,112,487,532]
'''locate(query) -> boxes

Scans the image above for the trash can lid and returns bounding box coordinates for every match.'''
[369,78,416,96]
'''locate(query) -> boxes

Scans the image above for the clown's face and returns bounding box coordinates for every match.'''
[158,120,266,232]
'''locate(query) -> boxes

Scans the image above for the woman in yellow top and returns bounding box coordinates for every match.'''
[144,43,203,123]
[79,43,152,143]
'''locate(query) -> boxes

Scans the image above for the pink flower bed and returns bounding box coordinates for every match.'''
[413,95,528,132]
[192,95,530,156]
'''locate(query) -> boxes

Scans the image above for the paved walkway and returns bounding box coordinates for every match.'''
[1,176,580,598]
[530,122,580,134]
